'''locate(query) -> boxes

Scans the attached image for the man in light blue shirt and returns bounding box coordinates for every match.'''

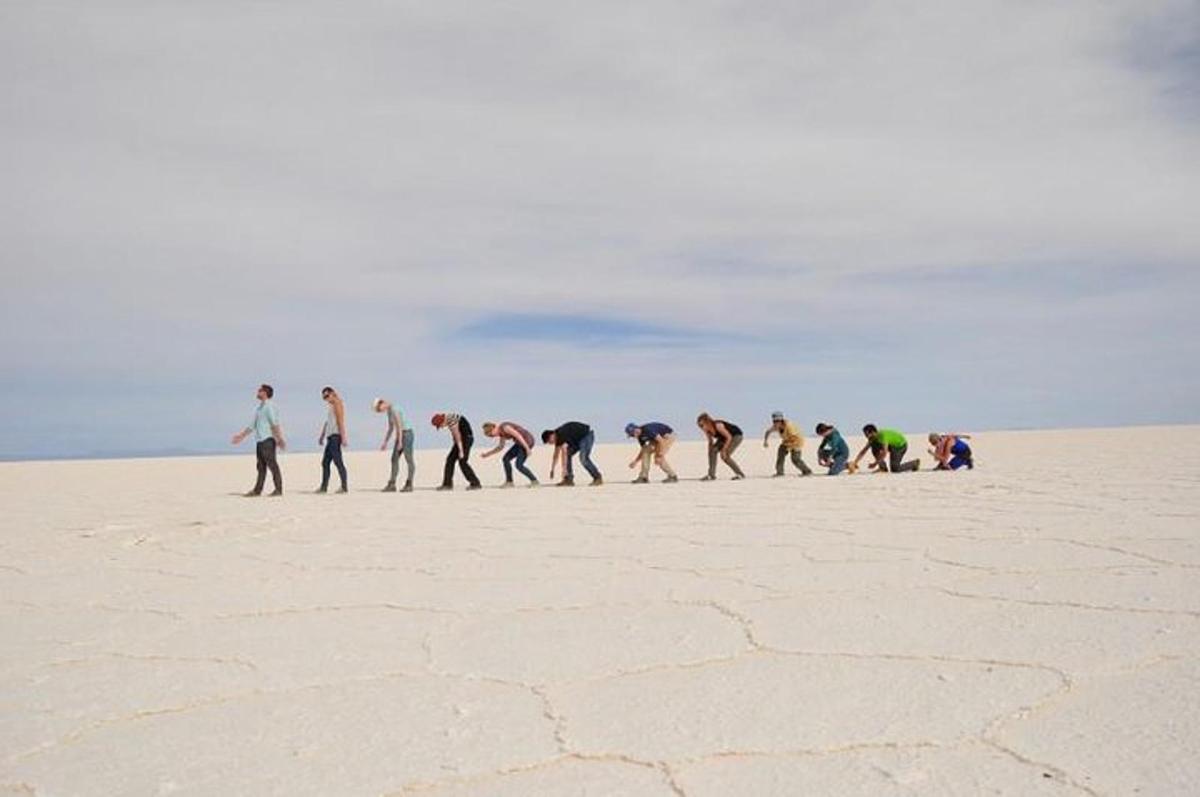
[374,397,415,492]
[231,384,286,496]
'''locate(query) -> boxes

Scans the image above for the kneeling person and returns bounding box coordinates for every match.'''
[929,432,974,470]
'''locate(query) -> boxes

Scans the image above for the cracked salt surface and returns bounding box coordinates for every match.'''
[1,427,1198,795]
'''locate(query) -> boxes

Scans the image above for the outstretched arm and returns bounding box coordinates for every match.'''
[762,426,774,448]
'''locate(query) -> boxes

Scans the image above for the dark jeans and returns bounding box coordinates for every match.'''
[826,452,849,475]
[253,438,282,493]
[442,436,481,487]
[389,429,415,486]
[775,444,813,475]
[565,431,602,480]
[888,443,920,473]
[503,444,538,483]
[320,434,348,490]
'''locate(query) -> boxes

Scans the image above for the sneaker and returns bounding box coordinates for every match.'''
[589,478,604,487]
[632,477,649,484]
[466,484,482,491]
[268,489,283,497]
[401,483,413,493]
[527,480,540,488]
[731,474,745,481]
[436,485,454,492]
[772,473,785,478]
[700,475,716,482]
[500,481,515,489]
[382,483,397,493]
[336,487,349,494]
[315,487,328,494]
[242,490,262,498]
[663,475,679,483]
[556,478,575,487]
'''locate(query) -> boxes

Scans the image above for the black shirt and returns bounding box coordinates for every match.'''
[554,422,591,450]
[715,420,743,438]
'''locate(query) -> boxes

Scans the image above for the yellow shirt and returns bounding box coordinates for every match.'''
[780,421,803,450]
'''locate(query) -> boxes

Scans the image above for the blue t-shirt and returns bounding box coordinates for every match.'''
[638,422,673,445]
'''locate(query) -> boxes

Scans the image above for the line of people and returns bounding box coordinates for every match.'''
[231,384,973,497]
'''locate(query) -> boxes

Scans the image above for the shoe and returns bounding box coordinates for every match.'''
[772,473,785,478]
[242,490,262,498]
[632,477,649,484]
[913,462,921,472]
[528,480,540,488]
[589,478,604,487]
[336,487,349,494]
[315,487,328,494]
[500,481,515,489]
[466,484,482,491]
[436,485,453,492]
[731,474,745,481]
[382,483,397,493]
[401,483,413,493]
[700,475,715,482]
[268,489,283,497]
[663,475,679,483]
[556,478,575,487]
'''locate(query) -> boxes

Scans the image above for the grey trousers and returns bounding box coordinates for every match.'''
[389,429,415,486]
[707,435,745,478]
[775,444,813,476]
[888,443,920,473]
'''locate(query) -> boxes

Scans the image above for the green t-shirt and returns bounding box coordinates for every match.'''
[877,428,907,449]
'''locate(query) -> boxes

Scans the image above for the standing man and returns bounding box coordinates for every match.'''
[374,397,415,492]
[852,424,921,473]
[542,422,603,487]
[815,423,851,475]
[480,421,539,487]
[231,383,286,497]
[317,386,349,493]
[762,411,814,477]
[624,422,678,483]
[432,412,482,491]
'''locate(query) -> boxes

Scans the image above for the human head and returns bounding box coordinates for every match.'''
[624,423,639,438]
[815,423,831,436]
[771,411,785,424]
[321,386,336,402]
[928,432,942,445]
[541,429,556,445]
[482,422,498,437]
[257,383,273,400]
[696,412,714,432]
[862,424,879,439]
[431,413,446,428]
[372,397,387,413]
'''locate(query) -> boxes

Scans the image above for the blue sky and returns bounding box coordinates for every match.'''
[2,0,1198,459]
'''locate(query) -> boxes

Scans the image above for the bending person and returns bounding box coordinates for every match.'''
[763,411,813,477]
[432,413,482,491]
[231,383,286,497]
[929,432,974,470]
[374,398,414,492]
[317,386,349,493]
[815,423,850,475]
[624,422,678,484]
[542,422,603,487]
[697,413,746,481]
[852,424,920,473]
[481,421,539,487]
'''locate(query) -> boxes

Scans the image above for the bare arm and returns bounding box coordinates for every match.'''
[481,441,505,458]
[450,424,464,458]
[380,414,395,450]
[335,399,347,444]
[851,443,871,467]
[762,426,774,448]
[271,424,286,450]
[716,423,734,455]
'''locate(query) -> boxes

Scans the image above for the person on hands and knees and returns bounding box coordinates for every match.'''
[852,424,920,474]
[231,383,286,497]
[928,432,974,470]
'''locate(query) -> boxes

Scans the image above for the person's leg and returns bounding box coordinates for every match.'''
[458,438,481,487]
[320,438,334,490]
[656,435,677,479]
[774,444,787,476]
[442,446,457,487]
[706,442,719,479]
[563,449,576,482]
[513,446,537,483]
[790,448,814,476]
[722,436,746,477]
[402,429,416,488]
[263,439,282,493]
[388,444,401,487]
[636,444,653,480]
[252,441,268,494]
[579,431,602,481]
[890,443,919,473]
[330,435,348,489]
[502,446,518,483]
[829,452,848,475]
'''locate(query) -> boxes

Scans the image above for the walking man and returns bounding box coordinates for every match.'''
[542,422,603,487]
[432,413,482,490]
[231,383,285,497]
[762,411,813,477]
[481,421,539,487]
[374,397,415,492]
[624,422,678,483]
[317,386,349,493]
